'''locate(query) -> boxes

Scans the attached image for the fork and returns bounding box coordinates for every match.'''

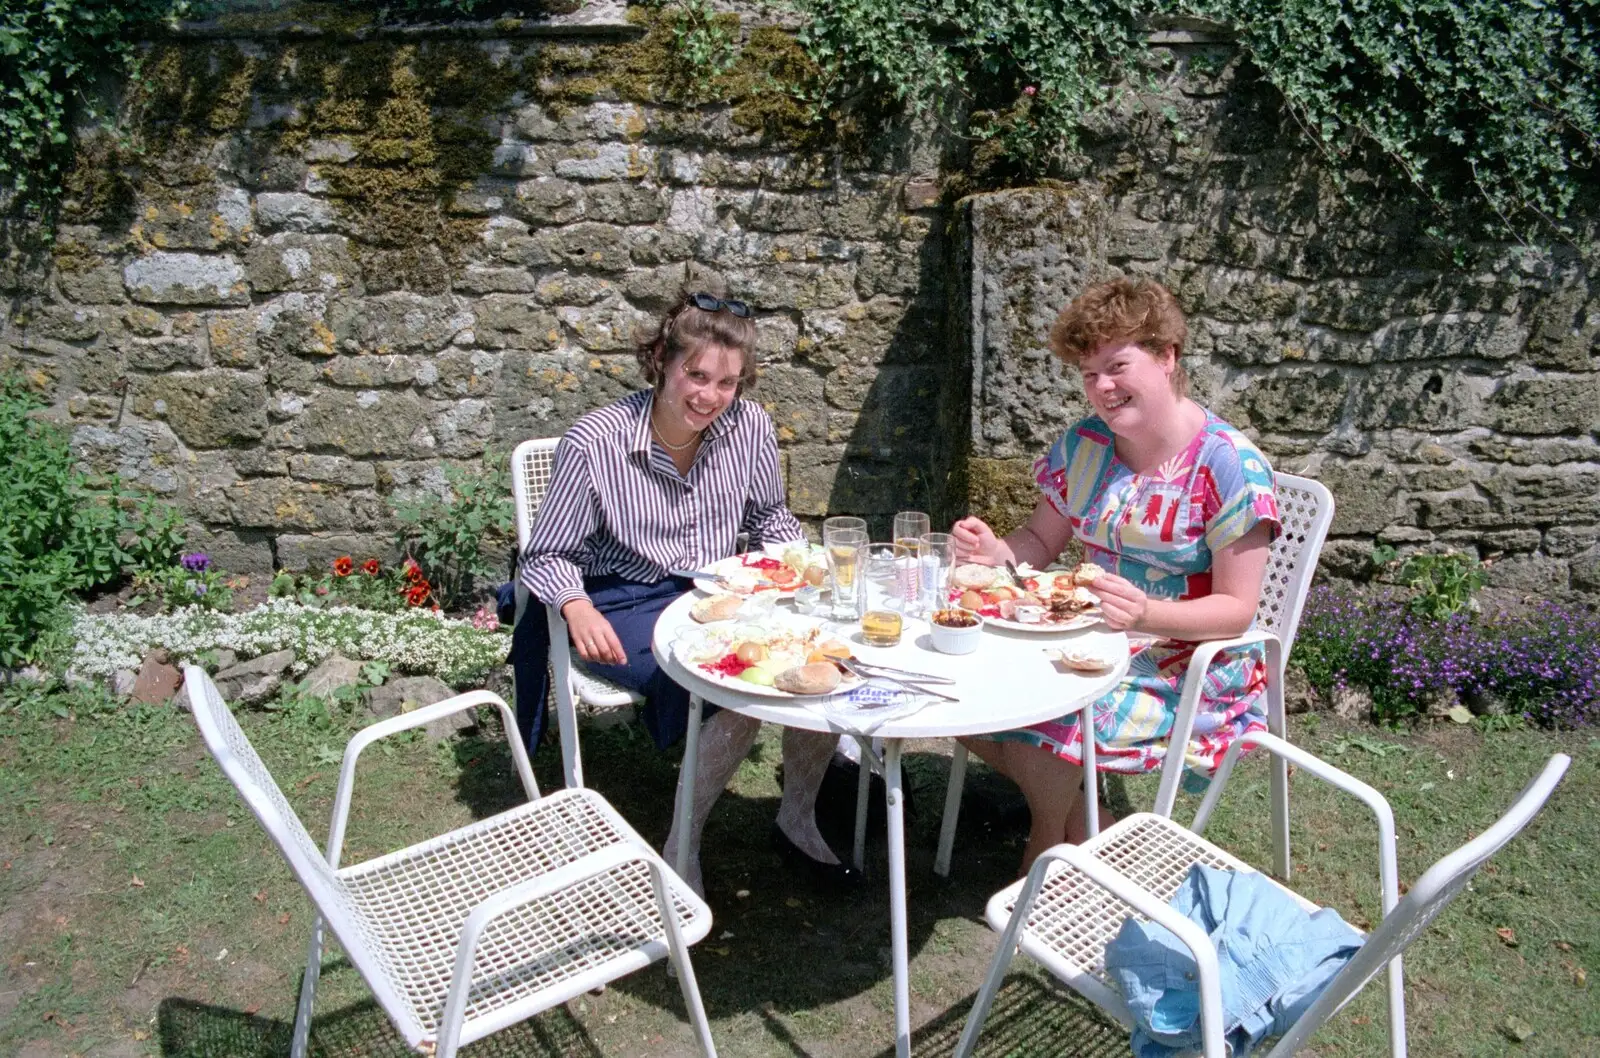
[840,658,960,702]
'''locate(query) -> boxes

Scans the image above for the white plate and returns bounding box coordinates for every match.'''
[691,549,826,597]
[985,611,1105,634]
[671,617,861,699]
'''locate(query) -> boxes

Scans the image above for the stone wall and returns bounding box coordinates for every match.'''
[2,7,1596,594]
[954,71,1599,597]
[0,4,953,575]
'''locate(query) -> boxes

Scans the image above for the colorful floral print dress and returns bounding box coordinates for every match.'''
[991,411,1281,777]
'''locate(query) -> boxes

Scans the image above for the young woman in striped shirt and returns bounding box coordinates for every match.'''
[517,290,859,896]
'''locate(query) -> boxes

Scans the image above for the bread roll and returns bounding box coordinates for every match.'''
[690,593,743,623]
[1073,562,1106,585]
[952,562,999,589]
[774,662,842,695]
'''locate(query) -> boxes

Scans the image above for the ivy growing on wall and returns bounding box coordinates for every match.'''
[789,0,1599,238]
[3,0,1597,239]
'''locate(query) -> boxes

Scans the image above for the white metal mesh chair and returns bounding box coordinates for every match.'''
[931,473,1336,879]
[956,734,1571,1058]
[513,437,644,790]
[184,667,716,1058]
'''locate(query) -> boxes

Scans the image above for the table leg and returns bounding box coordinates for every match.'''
[1082,711,1099,841]
[883,738,911,1058]
[673,694,704,879]
[852,734,873,872]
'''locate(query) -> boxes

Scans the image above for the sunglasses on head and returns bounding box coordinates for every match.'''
[686,291,752,318]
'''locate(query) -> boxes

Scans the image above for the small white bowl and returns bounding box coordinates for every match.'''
[929,608,984,654]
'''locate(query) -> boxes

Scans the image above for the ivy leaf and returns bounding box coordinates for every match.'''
[1447,705,1474,724]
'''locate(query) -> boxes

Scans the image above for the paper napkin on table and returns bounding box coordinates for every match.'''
[805,682,936,735]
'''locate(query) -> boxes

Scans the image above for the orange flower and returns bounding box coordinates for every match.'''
[361,558,381,576]
[333,556,353,577]
[405,584,431,607]
[402,558,424,584]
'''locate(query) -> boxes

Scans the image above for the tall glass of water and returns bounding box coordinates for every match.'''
[824,524,867,621]
[918,532,955,613]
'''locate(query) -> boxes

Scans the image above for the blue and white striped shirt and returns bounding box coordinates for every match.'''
[521,389,804,610]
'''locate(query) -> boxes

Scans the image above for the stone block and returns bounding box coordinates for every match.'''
[365,675,458,725]
[538,222,632,273]
[245,233,359,294]
[495,351,641,438]
[474,295,561,350]
[258,294,337,359]
[432,398,495,457]
[785,447,924,518]
[58,262,130,304]
[556,302,651,354]
[1571,544,1600,592]
[214,649,297,706]
[1544,524,1599,558]
[1308,460,1402,535]
[1465,435,1600,467]
[288,454,378,487]
[1490,374,1600,435]
[1485,553,1569,594]
[207,312,261,368]
[277,533,394,573]
[284,389,431,457]
[1487,466,1600,523]
[1523,279,1597,371]
[131,370,268,447]
[227,478,381,532]
[317,354,423,389]
[127,338,207,372]
[455,266,537,294]
[1372,313,1529,362]
[1218,367,1347,434]
[424,349,504,398]
[27,306,105,344]
[1169,269,1302,322]
[551,142,653,181]
[186,528,274,575]
[729,263,858,311]
[582,182,666,224]
[535,272,615,307]
[326,293,472,354]
[301,654,366,700]
[130,651,183,705]
[125,252,249,306]
[1415,488,1496,530]
[1354,367,1492,431]
[755,364,827,445]
[509,177,585,225]
[255,192,337,232]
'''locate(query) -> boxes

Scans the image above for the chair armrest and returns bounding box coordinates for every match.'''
[324,691,540,869]
[1194,731,1400,915]
[1153,630,1282,818]
[435,840,685,1047]
[1017,845,1228,1057]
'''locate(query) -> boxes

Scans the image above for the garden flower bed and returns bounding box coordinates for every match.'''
[69,597,509,689]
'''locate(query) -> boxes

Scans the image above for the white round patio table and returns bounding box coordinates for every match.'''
[651,591,1129,1058]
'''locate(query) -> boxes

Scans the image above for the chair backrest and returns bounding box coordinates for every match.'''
[184,667,413,1027]
[512,437,560,553]
[1266,753,1571,1057]
[1256,473,1335,658]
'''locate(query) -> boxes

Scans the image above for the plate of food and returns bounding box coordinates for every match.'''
[948,561,1107,633]
[692,544,829,597]
[672,618,861,698]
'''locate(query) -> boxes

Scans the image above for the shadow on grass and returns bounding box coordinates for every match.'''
[156,992,602,1057]
[878,973,1130,1057]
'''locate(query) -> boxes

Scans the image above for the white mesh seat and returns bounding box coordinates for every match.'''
[512,438,645,788]
[956,733,1571,1058]
[184,668,716,1058]
[932,473,1336,879]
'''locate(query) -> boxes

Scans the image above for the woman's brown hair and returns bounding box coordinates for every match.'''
[1048,278,1190,396]
[635,289,759,391]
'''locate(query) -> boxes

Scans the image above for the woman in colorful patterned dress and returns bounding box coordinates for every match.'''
[951,278,1281,873]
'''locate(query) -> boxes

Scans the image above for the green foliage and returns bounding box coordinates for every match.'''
[0,373,192,666]
[647,0,741,101]
[269,554,419,612]
[0,0,189,221]
[1371,544,1487,620]
[1206,0,1600,238]
[391,452,514,610]
[794,0,1154,180]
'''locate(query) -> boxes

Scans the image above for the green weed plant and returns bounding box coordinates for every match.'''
[0,375,188,667]
[391,452,514,611]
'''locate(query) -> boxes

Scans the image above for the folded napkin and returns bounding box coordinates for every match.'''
[805,682,937,735]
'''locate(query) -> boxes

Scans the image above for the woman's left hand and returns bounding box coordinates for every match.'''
[1089,573,1148,632]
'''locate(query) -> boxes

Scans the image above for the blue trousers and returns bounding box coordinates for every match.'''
[510,575,712,756]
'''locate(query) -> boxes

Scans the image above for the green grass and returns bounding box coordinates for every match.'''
[0,678,1594,1057]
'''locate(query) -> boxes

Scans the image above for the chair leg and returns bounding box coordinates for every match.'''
[934,741,968,877]
[647,860,719,1057]
[289,915,324,1058]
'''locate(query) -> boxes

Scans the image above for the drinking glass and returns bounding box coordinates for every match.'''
[824,527,866,621]
[824,515,867,541]
[893,511,931,551]
[918,532,955,613]
[860,541,913,646]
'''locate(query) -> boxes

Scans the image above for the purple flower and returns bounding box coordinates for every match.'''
[180,552,211,573]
